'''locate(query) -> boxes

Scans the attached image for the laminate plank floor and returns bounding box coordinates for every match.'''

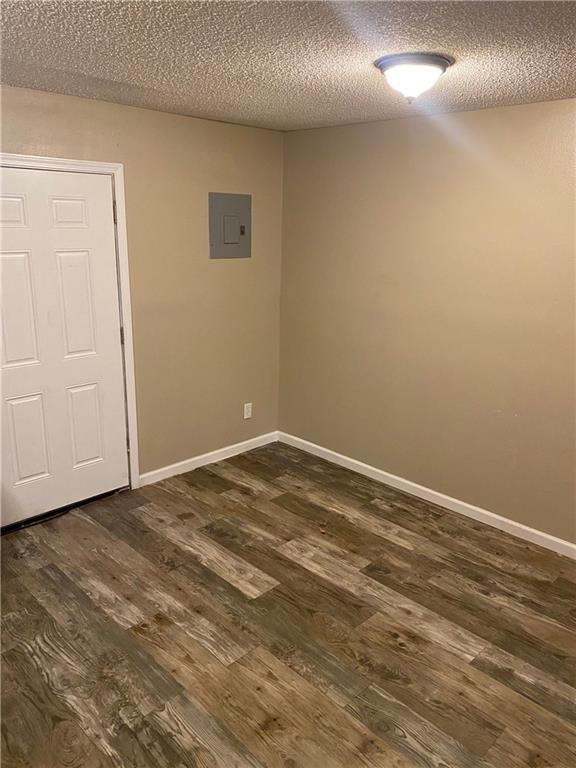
[2,442,576,767]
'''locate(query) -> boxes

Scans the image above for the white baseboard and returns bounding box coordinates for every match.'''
[277,432,576,561]
[138,428,575,560]
[139,432,279,486]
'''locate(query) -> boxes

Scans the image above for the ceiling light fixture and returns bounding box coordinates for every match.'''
[374,53,454,102]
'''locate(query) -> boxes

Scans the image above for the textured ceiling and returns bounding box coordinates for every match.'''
[1,1,575,131]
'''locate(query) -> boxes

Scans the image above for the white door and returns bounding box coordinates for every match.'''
[1,167,129,526]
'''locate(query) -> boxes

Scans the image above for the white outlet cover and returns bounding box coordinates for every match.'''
[243,402,253,419]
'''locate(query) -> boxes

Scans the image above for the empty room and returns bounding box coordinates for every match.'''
[1,1,575,766]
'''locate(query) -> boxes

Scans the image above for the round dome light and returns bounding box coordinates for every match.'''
[374,53,454,101]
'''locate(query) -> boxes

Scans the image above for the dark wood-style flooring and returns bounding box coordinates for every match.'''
[2,442,576,767]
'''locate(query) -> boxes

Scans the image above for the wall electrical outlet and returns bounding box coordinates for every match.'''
[243,402,253,419]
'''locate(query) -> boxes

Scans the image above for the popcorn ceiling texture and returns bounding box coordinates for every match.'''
[1,1,575,130]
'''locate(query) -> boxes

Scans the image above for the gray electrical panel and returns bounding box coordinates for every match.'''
[209,192,252,259]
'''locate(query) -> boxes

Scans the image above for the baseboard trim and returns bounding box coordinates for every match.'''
[139,432,279,486]
[277,432,576,561]
[139,429,575,560]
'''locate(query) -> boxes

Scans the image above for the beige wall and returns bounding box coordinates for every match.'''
[281,99,576,542]
[3,87,574,542]
[1,86,283,474]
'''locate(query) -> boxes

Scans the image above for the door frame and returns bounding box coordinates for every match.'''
[1,152,140,489]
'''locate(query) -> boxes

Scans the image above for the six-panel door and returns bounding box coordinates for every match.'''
[1,167,129,525]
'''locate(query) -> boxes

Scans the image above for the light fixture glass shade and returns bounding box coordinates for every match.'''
[384,63,444,99]
[375,53,453,101]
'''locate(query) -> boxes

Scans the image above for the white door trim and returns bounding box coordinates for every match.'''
[1,152,140,489]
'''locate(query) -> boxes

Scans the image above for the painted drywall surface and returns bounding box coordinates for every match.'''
[281,99,576,542]
[3,86,574,543]
[1,86,283,474]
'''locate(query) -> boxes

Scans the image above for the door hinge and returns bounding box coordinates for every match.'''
[120,326,125,345]
[112,199,117,224]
